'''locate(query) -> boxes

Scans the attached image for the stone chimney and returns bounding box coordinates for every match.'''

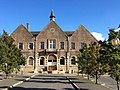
[26,23,30,30]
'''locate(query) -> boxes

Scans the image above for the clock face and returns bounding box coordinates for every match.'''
[50,28,55,32]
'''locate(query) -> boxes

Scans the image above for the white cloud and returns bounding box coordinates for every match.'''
[91,32,104,41]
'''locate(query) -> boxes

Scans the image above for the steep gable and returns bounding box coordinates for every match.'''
[11,24,34,42]
[70,24,97,42]
[37,20,67,40]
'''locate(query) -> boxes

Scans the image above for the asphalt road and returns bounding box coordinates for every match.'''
[98,75,118,90]
[9,74,75,90]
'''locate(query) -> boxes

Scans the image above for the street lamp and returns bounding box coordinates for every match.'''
[111,25,120,46]
[111,38,120,46]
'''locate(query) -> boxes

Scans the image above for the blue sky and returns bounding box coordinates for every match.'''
[0,0,120,40]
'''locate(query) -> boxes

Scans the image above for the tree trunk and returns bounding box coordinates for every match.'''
[117,80,119,90]
[5,74,8,79]
[87,74,90,80]
[95,71,98,84]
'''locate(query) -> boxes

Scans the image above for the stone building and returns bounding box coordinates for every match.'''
[11,11,97,74]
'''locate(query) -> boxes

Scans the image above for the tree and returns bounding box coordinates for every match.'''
[78,41,108,84]
[89,42,108,84]
[0,30,25,78]
[78,45,92,80]
[102,29,120,90]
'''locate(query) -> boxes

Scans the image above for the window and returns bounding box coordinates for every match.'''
[53,60,57,62]
[40,42,44,49]
[29,43,33,49]
[29,57,33,65]
[18,43,23,50]
[50,28,55,32]
[71,57,76,65]
[49,39,56,49]
[71,42,75,49]
[60,42,64,49]
[60,57,65,65]
[48,60,52,62]
[81,42,87,49]
[40,57,44,65]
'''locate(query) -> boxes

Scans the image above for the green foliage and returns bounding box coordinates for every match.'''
[108,28,118,41]
[78,45,92,79]
[0,30,25,78]
[78,27,120,88]
[78,42,109,84]
[100,28,120,90]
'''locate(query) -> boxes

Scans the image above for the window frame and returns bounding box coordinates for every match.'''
[71,56,76,65]
[28,42,34,50]
[18,43,24,50]
[40,41,44,49]
[28,57,34,66]
[60,57,65,65]
[39,57,45,65]
[81,42,87,49]
[49,39,56,50]
[60,42,64,49]
[71,42,75,49]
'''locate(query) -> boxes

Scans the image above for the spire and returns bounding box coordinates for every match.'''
[49,10,55,21]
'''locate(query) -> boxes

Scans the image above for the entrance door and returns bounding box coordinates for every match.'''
[48,65,57,71]
[48,55,57,71]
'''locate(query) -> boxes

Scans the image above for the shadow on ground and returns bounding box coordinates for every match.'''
[9,87,75,90]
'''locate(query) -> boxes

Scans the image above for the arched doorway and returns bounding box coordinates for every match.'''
[48,55,57,71]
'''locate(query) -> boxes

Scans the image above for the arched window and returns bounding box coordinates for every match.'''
[40,57,44,65]
[29,57,33,65]
[71,56,76,65]
[60,57,65,65]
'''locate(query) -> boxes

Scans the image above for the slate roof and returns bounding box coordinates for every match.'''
[30,31,74,37]
[64,31,74,36]
[30,31,40,37]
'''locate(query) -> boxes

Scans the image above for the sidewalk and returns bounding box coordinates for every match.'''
[67,75,112,90]
[0,73,36,90]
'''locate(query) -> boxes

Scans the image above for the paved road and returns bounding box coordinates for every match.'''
[67,75,111,90]
[77,74,119,90]
[98,75,118,90]
[0,73,35,90]
[9,74,75,90]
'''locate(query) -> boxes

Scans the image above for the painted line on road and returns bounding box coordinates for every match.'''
[30,75,35,78]
[2,88,8,90]
[66,76,80,90]
[25,77,30,81]
[11,74,36,88]
[2,74,37,90]
[12,81,23,87]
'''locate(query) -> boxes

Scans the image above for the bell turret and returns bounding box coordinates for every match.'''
[49,10,55,21]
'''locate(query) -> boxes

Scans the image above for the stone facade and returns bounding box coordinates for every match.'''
[11,11,97,74]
